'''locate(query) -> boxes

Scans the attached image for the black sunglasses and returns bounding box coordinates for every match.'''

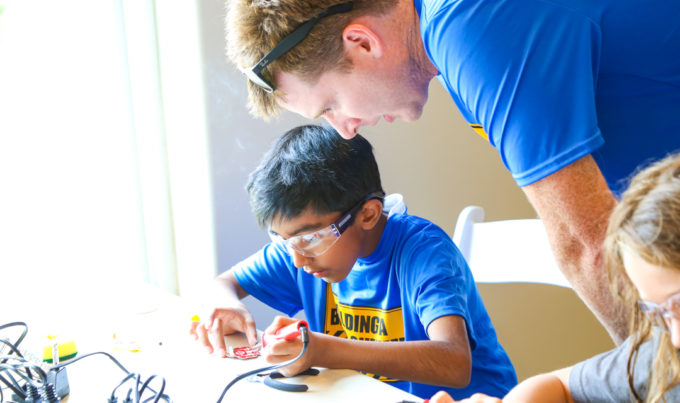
[242,2,354,93]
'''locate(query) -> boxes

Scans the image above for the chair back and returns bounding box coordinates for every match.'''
[453,206,614,381]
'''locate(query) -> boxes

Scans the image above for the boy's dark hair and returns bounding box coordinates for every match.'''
[247,125,384,228]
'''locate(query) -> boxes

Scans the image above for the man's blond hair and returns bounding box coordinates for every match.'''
[226,0,397,119]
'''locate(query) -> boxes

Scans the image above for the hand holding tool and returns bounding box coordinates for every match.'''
[262,320,308,347]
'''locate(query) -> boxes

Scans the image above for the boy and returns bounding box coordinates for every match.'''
[190,125,517,399]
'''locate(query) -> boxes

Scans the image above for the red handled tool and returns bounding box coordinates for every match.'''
[262,320,308,347]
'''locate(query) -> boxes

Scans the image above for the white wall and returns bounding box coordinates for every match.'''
[0,1,149,309]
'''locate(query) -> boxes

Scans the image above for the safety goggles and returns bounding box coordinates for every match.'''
[638,292,680,329]
[242,2,354,93]
[269,193,384,257]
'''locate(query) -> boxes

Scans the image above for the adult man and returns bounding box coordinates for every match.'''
[225,0,680,344]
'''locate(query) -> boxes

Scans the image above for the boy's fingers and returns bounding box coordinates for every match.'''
[195,322,214,354]
[263,315,293,334]
[188,320,200,339]
[247,327,258,346]
[239,313,258,346]
[209,318,227,357]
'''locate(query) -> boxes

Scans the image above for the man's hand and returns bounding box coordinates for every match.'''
[189,305,258,357]
[261,316,314,377]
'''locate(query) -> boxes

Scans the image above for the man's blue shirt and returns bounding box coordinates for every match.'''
[416,0,680,193]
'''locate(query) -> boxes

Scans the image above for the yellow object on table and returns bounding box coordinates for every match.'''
[42,334,77,363]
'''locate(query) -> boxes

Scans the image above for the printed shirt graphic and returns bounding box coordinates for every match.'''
[233,212,517,399]
[324,283,405,382]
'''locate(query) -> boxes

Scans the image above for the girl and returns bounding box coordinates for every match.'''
[432,153,680,403]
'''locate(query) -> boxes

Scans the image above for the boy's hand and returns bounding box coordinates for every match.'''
[261,316,314,376]
[189,305,258,357]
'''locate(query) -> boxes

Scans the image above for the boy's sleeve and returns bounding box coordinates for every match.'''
[232,243,304,317]
[400,228,475,344]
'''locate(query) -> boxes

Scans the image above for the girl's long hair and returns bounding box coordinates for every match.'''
[605,154,680,403]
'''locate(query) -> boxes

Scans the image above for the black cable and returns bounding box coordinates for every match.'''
[216,324,310,403]
[0,322,172,403]
[138,374,165,403]
[50,351,170,402]
[0,360,47,383]
[0,364,47,383]
[134,373,142,403]
[0,372,25,400]
[0,322,28,356]
[0,364,43,391]
[51,351,130,374]
[0,340,24,358]
[110,372,136,401]
[0,340,32,381]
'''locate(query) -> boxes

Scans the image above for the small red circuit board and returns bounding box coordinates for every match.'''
[229,346,261,360]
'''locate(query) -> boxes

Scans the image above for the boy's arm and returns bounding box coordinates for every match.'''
[191,269,259,353]
[268,314,472,387]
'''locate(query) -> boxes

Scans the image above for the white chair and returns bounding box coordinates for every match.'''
[453,206,614,381]
[453,205,570,288]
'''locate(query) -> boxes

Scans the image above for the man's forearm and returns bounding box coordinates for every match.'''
[554,246,629,345]
[522,155,629,345]
[310,333,471,388]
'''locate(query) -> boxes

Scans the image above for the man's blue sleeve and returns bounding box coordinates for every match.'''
[425,0,605,186]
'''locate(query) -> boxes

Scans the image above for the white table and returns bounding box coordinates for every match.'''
[2,283,423,402]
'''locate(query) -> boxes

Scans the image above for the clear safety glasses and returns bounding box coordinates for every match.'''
[638,292,680,329]
[242,2,354,93]
[269,193,384,258]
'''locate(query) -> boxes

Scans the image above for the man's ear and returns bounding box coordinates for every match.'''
[342,24,383,60]
[358,199,384,230]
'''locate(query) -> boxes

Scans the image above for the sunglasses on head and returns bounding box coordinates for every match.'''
[242,2,354,93]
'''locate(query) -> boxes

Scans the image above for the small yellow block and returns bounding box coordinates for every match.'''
[42,336,77,363]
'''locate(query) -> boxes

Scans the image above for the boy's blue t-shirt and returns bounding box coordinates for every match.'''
[233,212,517,399]
[416,0,680,194]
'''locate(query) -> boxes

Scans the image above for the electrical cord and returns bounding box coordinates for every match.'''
[215,324,310,403]
[51,352,170,403]
[0,322,28,359]
[1,322,36,401]
[50,351,129,374]
[0,322,171,403]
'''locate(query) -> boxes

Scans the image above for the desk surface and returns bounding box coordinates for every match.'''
[3,283,422,403]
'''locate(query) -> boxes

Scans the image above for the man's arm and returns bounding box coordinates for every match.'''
[521,154,628,344]
[268,314,472,387]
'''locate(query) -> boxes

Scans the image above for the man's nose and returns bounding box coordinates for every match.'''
[324,115,360,139]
